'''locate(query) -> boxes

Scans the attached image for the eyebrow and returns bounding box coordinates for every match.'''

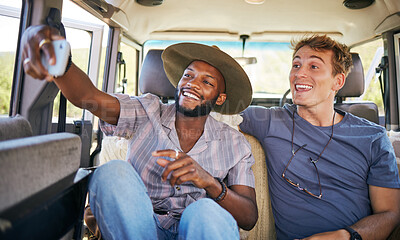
[293,55,325,64]
[185,67,217,80]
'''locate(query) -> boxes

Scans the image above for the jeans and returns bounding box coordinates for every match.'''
[89,160,240,240]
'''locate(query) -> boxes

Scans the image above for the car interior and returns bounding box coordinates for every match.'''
[0,0,400,239]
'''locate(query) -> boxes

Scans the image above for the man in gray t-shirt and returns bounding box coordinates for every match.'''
[240,35,400,240]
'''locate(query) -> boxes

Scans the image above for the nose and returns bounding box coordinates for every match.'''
[186,76,201,89]
[294,65,307,78]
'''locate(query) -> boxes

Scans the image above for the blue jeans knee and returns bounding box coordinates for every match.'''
[178,198,239,240]
[89,160,146,195]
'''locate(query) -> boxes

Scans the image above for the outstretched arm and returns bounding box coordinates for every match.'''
[22,25,120,125]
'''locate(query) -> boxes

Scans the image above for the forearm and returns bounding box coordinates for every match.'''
[351,211,400,240]
[53,63,95,107]
[53,63,120,124]
[205,181,258,230]
[306,208,400,239]
[219,188,258,230]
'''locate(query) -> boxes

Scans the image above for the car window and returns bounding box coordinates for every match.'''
[116,39,139,95]
[0,0,20,117]
[144,40,292,98]
[351,38,384,115]
[52,0,109,123]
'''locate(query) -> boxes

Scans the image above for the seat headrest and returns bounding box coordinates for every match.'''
[336,53,364,98]
[139,49,176,97]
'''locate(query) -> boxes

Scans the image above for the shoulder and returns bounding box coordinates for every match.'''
[208,115,243,136]
[341,111,386,136]
[241,104,292,123]
[208,116,252,147]
[337,112,389,146]
[136,93,163,103]
[113,92,161,107]
[135,93,169,112]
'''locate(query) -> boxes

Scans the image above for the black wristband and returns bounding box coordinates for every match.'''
[344,226,362,240]
[213,177,227,202]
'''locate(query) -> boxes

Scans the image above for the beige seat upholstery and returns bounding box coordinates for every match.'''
[240,134,276,240]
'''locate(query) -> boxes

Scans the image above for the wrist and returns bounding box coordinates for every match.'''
[343,226,362,240]
[213,177,227,202]
[340,228,351,238]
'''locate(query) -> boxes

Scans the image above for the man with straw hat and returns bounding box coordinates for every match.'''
[22,25,257,240]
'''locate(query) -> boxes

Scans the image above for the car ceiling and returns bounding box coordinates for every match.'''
[73,0,400,46]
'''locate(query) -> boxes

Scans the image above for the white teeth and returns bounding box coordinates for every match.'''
[183,92,200,100]
[296,84,313,90]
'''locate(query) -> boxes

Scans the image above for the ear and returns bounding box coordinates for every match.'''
[333,73,346,92]
[215,93,227,106]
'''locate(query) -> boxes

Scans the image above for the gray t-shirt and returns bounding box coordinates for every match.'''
[240,104,400,240]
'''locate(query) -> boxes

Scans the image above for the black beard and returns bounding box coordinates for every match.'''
[174,88,218,117]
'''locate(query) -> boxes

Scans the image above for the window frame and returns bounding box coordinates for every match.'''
[120,34,142,96]
[62,18,104,121]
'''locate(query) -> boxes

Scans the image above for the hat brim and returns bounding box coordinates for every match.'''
[161,43,252,115]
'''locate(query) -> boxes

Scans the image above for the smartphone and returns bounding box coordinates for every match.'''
[41,39,71,77]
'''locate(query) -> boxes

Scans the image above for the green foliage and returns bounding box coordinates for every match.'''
[0,52,15,115]
[53,48,90,119]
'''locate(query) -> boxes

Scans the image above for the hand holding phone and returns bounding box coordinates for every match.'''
[41,39,71,77]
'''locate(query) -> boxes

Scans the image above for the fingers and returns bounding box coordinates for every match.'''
[152,149,181,159]
[156,158,170,168]
[22,56,48,80]
[169,166,196,186]
[39,38,56,66]
[154,151,213,188]
[157,156,189,182]
[21,25,64,80]
[156,158,197,186]
[154,150,195,183]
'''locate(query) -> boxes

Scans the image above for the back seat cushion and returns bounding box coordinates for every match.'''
[240,134,276,240]
[0,115,33,141]
[98,136,128,165]
[0,133,81,212]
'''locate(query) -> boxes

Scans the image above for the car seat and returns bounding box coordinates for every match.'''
[335,53,380,124]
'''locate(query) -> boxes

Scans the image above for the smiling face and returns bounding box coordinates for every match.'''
[289,46,345,110]
[175,60,226,117]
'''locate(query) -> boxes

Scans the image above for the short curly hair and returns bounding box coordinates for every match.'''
[291,35,353,77]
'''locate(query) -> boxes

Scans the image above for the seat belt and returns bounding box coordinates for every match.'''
[376,56,389,125]
[45,8,67,133]
[117,51,127,94]
[376,56,388,103]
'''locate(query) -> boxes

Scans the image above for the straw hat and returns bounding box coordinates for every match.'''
[161,42,252,115]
